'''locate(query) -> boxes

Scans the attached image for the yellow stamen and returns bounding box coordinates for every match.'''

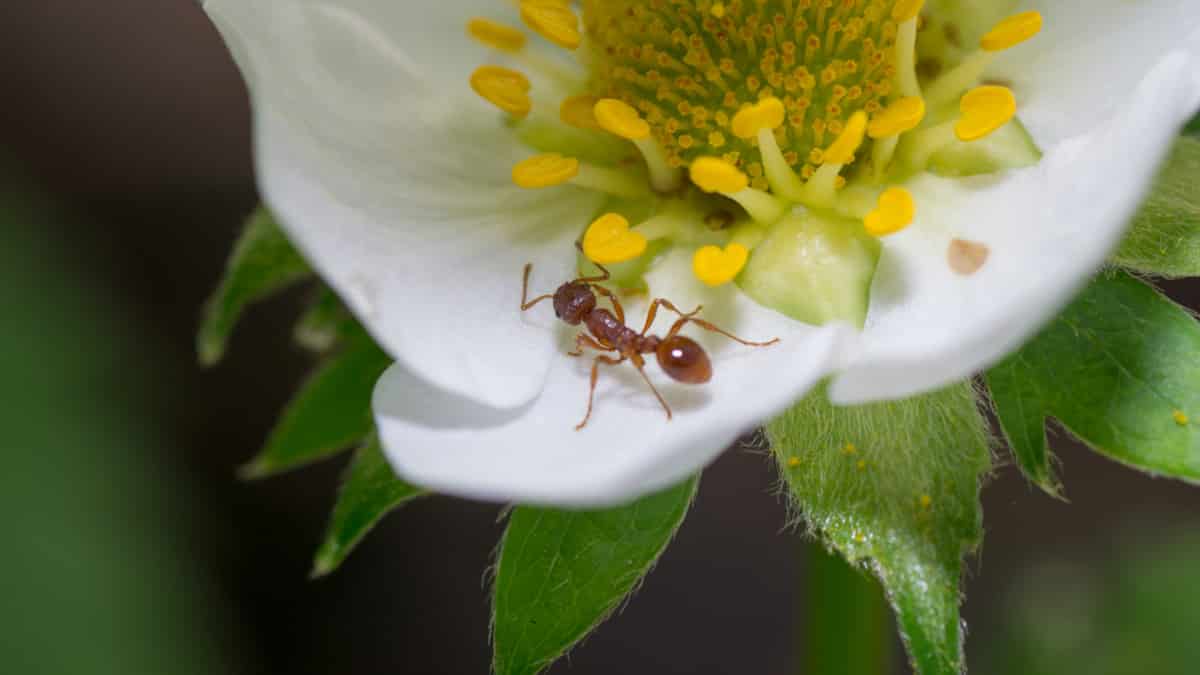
[582,213,648,265]
[864,187,916,237]
[981,11,1044,52]
[693,243,750,287]
[593,98,650,140]
[731,98,786,140]
[1174,409,1190,426]
[868,97,927,139]
[519,0,581,50]
[511,153,579,189]
[559,95,601,130]
[595,98,680,192]
[690,157,786,224]
[822,111,868,165]
[956,85,1017,142]
[466,17,527,53]
[891,0,925,22]
[690,157,749,193]
[469,65,532,118]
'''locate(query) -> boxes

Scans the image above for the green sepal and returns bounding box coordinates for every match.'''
[1110,137,1200,278]
[492,478,699,675]
[294,287,355,352]
[312,432,426,578]
[987,270,1200,494]
[241,329,392,479]
[198,207,312,365]
[769,383,991,675]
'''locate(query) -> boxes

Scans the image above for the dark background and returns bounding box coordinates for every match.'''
[1,2,1198,674]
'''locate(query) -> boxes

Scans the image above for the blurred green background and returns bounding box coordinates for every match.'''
[1,2,1198,674]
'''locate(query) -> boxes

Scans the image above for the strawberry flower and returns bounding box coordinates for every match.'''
[203,0,1200,505]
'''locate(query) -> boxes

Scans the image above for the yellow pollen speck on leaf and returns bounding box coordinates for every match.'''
[868,97,926,139]
[865,187,916,237]
[822,111,868,165]
[732,98,786,139]
[693,243,750,287]
[856,460,867,472]
[519,0,581,50]
[981,11,1044,52]
[787,456,802,469]
[690,157,749,194]
[512,153,580,189]
[842,442,857,455]
[594,99,651,140]
[892,0,926,22]
[466,17,527,53]
[955,85,1017,142]
[560,95,601,129]
[920,494,933,509]
[582,213,648,265]
[469,65,532,117]
[1174,409,1190,426]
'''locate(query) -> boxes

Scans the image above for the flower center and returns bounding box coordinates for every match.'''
[465,1,1044,325]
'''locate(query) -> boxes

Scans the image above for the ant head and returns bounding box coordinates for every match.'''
[656,335,712,384]
[553,282,596,325]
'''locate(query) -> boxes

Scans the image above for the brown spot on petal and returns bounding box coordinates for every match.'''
[948,238,990,275]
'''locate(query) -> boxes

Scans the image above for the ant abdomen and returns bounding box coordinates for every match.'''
[656,335,713,384]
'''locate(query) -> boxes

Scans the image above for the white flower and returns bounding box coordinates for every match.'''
[204,0,1200,506]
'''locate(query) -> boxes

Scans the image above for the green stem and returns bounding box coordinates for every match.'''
[801,541,894,675]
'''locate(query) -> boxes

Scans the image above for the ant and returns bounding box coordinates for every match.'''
[521,253,780,430]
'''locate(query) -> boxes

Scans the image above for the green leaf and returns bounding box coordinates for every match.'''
[987,270,1200,493]
[241,332,392,479]
[1111,137,1200,277]
[198,208,312,365]
[1185,113,1199,137]
[769,383,991,675]
[312,433,426,578]
[492,478,699,675]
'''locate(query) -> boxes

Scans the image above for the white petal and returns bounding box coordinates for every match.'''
[205,0,604,409]
[375,249,852,506]
[831,37,1200,404]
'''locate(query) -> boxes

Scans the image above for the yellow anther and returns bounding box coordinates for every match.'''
[955,85,1017,141]
[693,243,750,287]
[469,65,532,118]
[582,213,648,265]
[711,3,727,19]
[868,97,926,139]
[822,111,868,165]
[560,95,601,129]
[787,456,802,468]
[864,187,916,237]
[466,17,527,53]
[1174,409,1190,426]
[519,0,581,50]
[689,157,749,194]
[731,98,786,140]
[981,11,1043,52]
[594,99,651,140]
[920,494,933,509]
[512,153,580,189]
[891,0,925,22]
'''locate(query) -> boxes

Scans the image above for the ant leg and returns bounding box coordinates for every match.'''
[572,241,613,285]
[520,264,554,311]
[590,284,626,324]
[577,355,626,431]
[568,333,615,357]
[656,298,780,346]
[640,298,702,336]
[632,360,673,422]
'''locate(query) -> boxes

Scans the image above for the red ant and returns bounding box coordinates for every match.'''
[521,256,780,430]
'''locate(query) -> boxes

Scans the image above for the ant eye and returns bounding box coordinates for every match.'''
[656,336,712,384]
